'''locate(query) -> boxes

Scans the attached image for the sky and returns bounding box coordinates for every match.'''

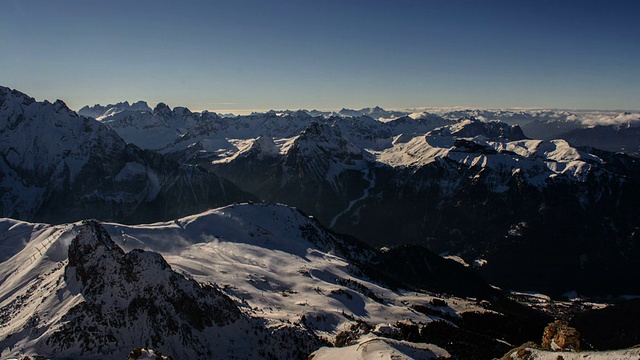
[1,0,639,113]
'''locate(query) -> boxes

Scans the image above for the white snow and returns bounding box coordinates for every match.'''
[0,223,85,357]
[507,347,640,360]
[310,335,450,360]
[375,127,603,188]
[107,203,482,338]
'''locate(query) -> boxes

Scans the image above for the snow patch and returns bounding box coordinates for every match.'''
[310,336,450,360]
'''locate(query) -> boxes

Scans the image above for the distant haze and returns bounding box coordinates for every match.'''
[1,0,638,111]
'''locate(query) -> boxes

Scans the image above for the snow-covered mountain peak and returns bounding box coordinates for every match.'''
[0,86,36,108]
[374,119,605,185]
[283,122,373,183]
[152,102,172,117]
[245,135,279,158]
[51,99,71,112]
[300,121,329,137]
[0,86,124,180]
[78,100,152,120]
[335,106,409,120]
[290,109,313,118]
[66,220,242,327]
[130,100,150,110]
[172,106,192,117]
[70,219,122,256]
[296,122,363,157]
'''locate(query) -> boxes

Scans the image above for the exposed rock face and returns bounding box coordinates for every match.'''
[51,220,243,356]
[541,320,581,351]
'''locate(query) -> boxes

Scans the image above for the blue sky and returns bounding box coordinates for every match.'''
[1,0,638,112]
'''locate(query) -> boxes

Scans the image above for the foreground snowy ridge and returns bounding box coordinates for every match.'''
[0,203,492,359]
[310,335,451,360]
[0,215,328,358]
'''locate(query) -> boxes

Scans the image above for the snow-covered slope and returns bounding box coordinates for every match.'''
[378,119,601,186]
[310,336,451,360]
[0,203,496,359]
[101,203,493,331]
[0,217,322,359]
[417,108,640,157]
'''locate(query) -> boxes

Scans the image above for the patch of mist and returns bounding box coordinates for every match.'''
[579,112,640,127]
[200,234,220,246]
[45,229,76,262]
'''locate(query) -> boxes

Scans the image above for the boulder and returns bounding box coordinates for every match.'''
[541,320,581,351]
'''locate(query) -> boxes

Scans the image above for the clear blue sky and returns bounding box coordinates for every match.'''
[1,0,638,112]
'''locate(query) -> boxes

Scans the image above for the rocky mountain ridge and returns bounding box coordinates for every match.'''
[83,102,640,157]
[0,86,252,224]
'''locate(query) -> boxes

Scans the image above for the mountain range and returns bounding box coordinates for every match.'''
[74,96,640,296]
[2,86,640,358]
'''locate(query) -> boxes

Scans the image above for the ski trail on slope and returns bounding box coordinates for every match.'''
[330,169,375,228]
